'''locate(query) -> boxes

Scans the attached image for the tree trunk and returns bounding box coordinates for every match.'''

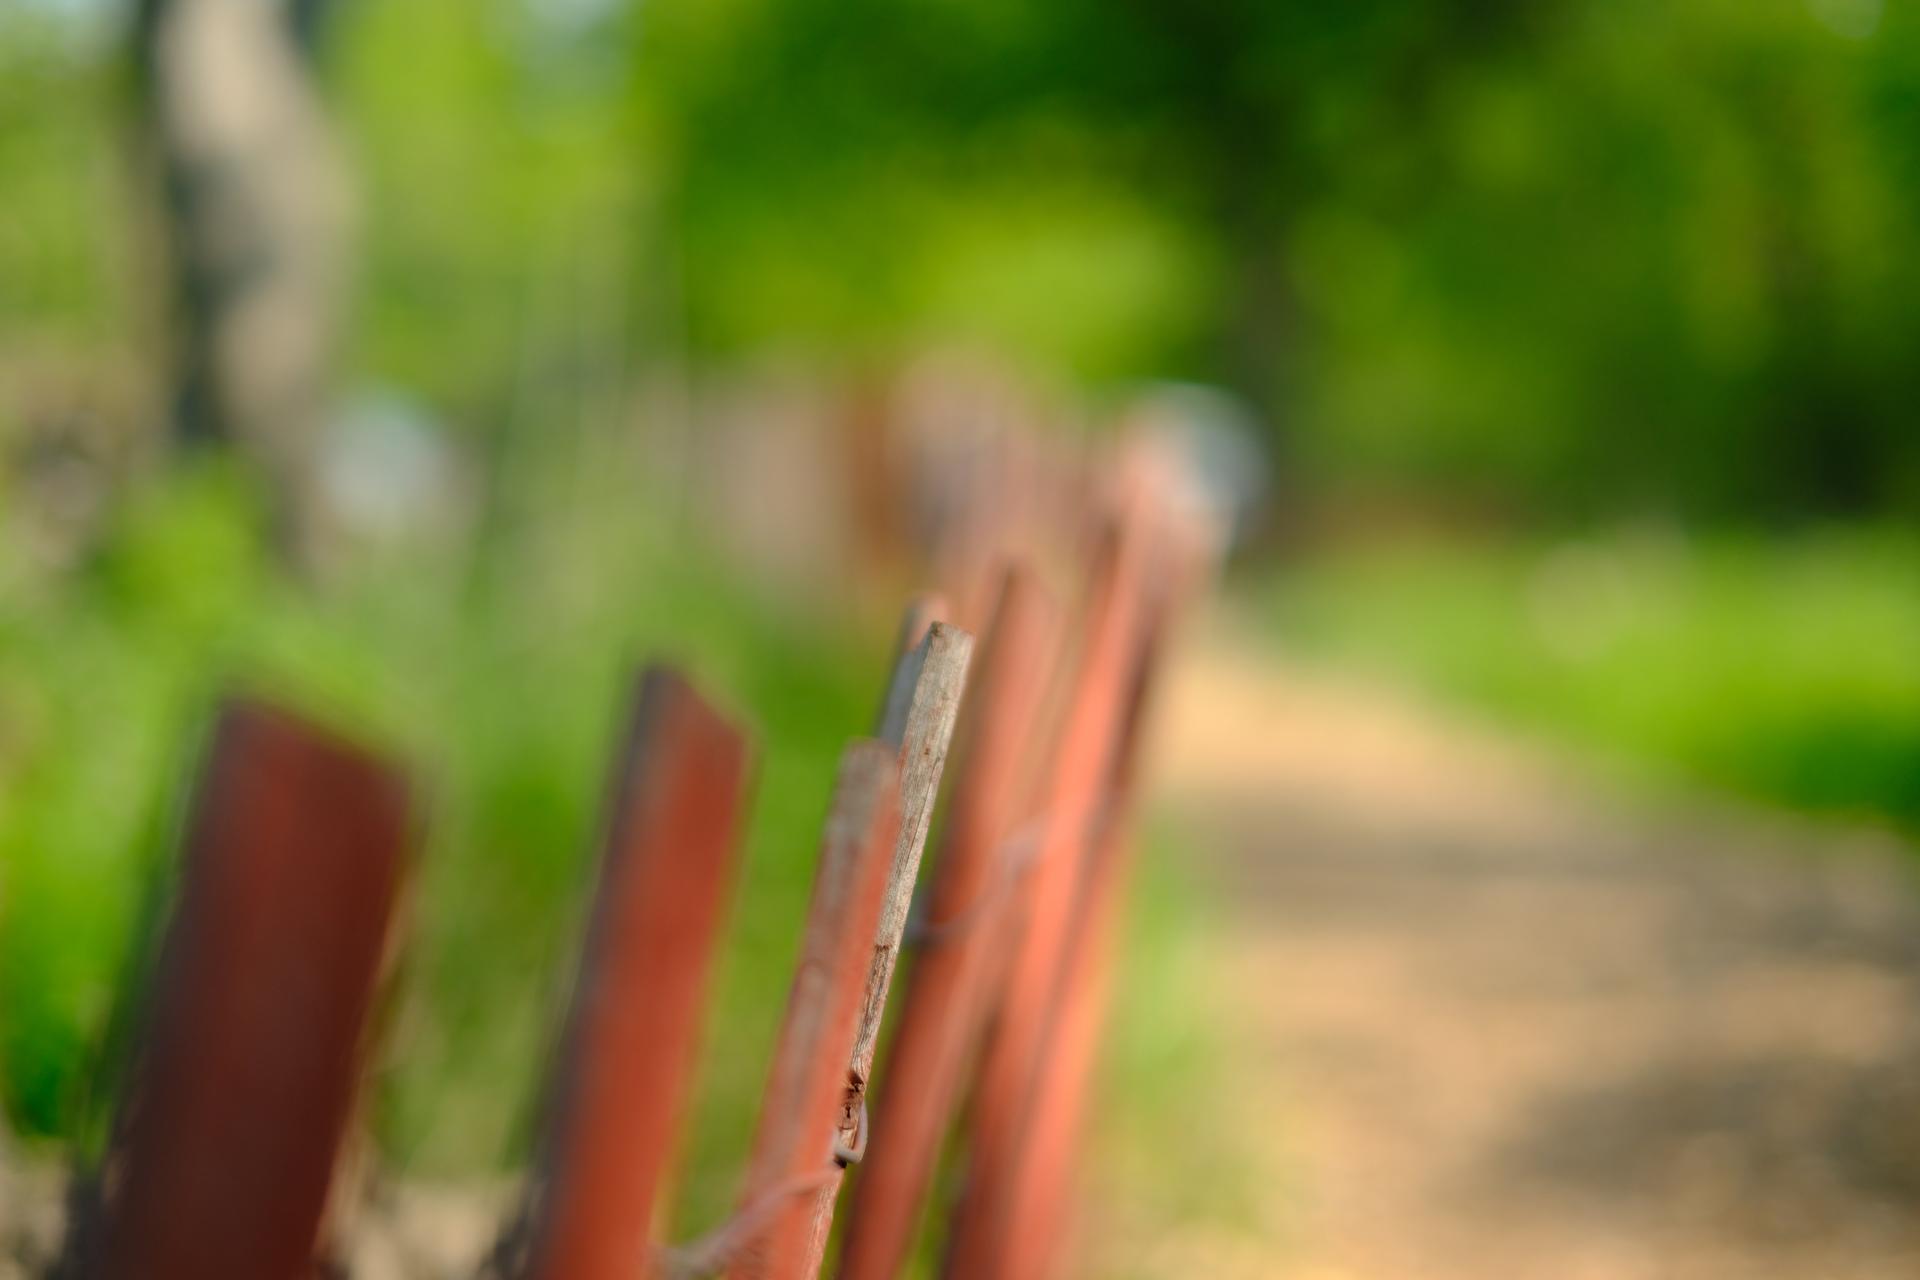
[133,0,352,565]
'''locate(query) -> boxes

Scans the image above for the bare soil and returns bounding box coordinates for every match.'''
[1098,622,1920,1278]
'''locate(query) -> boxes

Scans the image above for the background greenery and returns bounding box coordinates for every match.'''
[1259,527,1920,827]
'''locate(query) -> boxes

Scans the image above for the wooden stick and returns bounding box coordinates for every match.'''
[794,612,973,1273]
[517,667,752,1280]
[838,566,1060,1280]
[943,515,1148,1280]
[861,619,974,1070]
[723,743,900,1280]
[874,592,947,744]
[87,701,410,1280]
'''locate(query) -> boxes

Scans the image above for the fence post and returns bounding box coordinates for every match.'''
[515,667,752,1280]
[987,545,1182,1280]
[719,743,900,1280]
[873,592,947,742]
[791,613,973,1273]
[84,700,410,1280]
[944,516,1148,1279]
[859,619,973,1074]
[838,566,1059,1280]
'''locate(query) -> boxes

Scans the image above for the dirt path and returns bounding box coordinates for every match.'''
[1123,621,1920,1279]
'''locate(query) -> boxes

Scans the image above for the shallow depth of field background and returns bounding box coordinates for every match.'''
[2,0,1917,1269]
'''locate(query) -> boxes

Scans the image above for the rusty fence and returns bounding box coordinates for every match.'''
[56,462,1203,1280]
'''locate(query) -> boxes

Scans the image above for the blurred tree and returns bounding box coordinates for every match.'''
[632,0,1920,525]
[131,0,352,562]
[7,0,1918,528]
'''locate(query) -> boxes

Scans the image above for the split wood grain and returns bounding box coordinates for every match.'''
[839,566,1061,1280]
[795,611,974,1274]
[87,701,410,1280]
[723,742,900,1280]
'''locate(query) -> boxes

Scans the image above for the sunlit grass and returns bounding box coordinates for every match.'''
[1256,526,1920,829]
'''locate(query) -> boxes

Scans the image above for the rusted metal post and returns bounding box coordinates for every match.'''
[721,743,901,1280]
[792,613,973,1273]
[86,701,410,1280]
[517,667,753,1280]
[944,516,1148,1280]
[838,567,1059,1280]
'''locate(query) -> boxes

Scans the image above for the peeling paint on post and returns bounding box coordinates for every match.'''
[724,742,900,1280]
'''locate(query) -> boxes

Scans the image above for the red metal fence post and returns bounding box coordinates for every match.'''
[516,666,752,1280]
[944,515,1148,1279]
[721,742,900,1280]
[838,566,1060,1280]
[87,700,410,1280]
[990,539,1183,1280]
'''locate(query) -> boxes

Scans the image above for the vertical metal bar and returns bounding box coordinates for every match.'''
[723,743,900,1280]
[993,818,1130,1280]
[838,567,1059,1280]
[88,700,410,1280]
[518,667,752,1280]
[944,515,1147,1280]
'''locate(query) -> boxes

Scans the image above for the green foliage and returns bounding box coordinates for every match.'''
[332,0,642,412]
[10,0,1920,521]
[1288,0,1920,520]
[0,453,884,1176]
[633,0,1920,519]
[1260,528,1920,828]
[0,12,124,344]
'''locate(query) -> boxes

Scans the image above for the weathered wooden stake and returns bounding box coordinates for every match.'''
[861,620,974,1068]
[874,592,947,743]
[722,743,900,1280]
[793,612,973,1273]
[838,567,1059,1280]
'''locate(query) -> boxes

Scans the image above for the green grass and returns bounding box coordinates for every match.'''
[1255,527,1920,829]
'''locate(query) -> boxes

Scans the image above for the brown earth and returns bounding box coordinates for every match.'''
[1087,620,1920,1279]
